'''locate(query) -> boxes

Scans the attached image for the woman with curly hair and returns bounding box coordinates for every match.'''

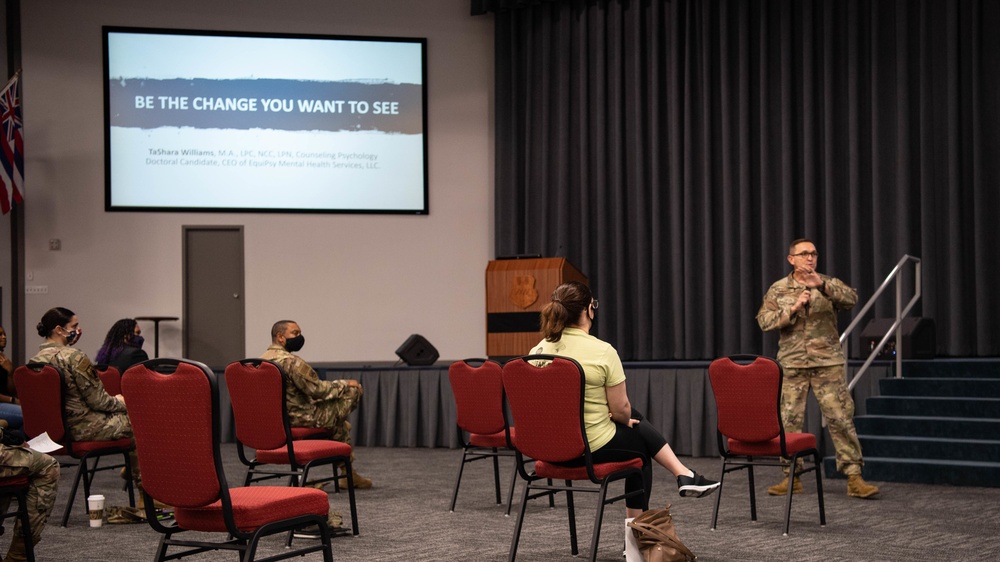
[95,318,149,372]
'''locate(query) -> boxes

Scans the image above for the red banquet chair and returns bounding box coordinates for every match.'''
[13,363,135,527]
[0,475,35,562]
[447,359,519,514]
[122,358,333,562]
[95,365,122,397]
[224,358,359,537]
[501,355,646,562]
[290,426,332,440]
[708,355,826,535]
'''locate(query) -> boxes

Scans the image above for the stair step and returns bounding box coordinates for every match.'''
[866,396,1000,418]
[823,456,1000,487]
[854,414,1000,439]
[901,360,1000,379]
[880,377,1000,397]
[857,434,1000,462]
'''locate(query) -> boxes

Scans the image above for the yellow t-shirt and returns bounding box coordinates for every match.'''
[530,327,626,452]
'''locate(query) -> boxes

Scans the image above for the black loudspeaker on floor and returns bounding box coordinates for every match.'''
[395,334,439,366]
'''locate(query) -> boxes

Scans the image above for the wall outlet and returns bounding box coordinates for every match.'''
[49,239,62,251]
[25,285,48,294]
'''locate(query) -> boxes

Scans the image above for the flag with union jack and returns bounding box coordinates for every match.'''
[0,71,24,215]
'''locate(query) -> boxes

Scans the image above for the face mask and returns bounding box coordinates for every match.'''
[63,327,79,346]
[284,334,305,353]
[130,335,145,348]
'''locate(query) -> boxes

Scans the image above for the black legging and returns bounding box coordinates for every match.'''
[560,411,668,510]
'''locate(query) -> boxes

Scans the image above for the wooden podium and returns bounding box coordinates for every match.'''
[485,257,587,358]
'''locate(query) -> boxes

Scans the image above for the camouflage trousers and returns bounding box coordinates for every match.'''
[71,412,142,489]
[290,395,360,461]
[0,445,60,547]
[779,364,864,476]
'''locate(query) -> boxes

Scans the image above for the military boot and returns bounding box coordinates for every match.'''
[2,534,28,562]
[847,474,880,498]
[337,469,373,490]
[767,476,803,496]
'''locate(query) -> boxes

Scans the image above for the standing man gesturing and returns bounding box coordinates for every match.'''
[757,239,880,499]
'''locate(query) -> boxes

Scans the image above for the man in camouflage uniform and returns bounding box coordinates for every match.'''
[757,238,880,499]
[29,340,144,493]
[261,320,371,489]
[0,443,59,562]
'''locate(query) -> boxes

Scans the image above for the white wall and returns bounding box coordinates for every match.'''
[16,0,494,363]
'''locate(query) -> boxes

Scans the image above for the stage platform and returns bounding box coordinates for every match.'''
[211,359,933,457]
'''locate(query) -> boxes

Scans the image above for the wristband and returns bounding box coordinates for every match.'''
[818,281,827,294]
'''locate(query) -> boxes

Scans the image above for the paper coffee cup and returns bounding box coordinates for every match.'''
[87,494,105,527]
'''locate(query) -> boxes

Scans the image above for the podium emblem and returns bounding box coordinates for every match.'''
[509,275,538,309]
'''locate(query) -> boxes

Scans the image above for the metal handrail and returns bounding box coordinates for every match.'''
[839,254,922,390]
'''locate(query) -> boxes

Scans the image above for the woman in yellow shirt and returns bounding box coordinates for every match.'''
[531,281,719,520]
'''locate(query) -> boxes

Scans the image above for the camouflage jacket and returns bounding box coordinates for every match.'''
[29,343,127,429]
[757,272,858,369]
[260,345,362,421]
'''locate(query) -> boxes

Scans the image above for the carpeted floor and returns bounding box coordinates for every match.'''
[11,445,1000,561]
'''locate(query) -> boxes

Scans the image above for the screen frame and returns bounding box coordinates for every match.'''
[102,25,429,215]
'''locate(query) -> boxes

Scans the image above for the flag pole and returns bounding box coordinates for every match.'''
[0,69,19,92]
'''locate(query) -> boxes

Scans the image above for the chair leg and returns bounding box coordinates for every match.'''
[587,481,610,562]
[491,448,502,505]
[504,458,518,517]
[813,452,826,526]
[784,453,804,536]
[13,489,36,562]
[344,459,359,536]
[123,452,135,508]
[508,481,532,562]
[747,463,757,522]
[153,531,171,562]
[245,531,263,562]
[449,448,469,512]
[61,459,88,526]
[564,480,578,556]
[243,468,253,487]
[711,458,727,530]
[783,478,795,536]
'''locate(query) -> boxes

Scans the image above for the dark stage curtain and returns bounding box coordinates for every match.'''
[488,0,1000,359]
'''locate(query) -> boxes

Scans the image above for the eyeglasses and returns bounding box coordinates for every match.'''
[790,251,819,259]
[591,299,599,310]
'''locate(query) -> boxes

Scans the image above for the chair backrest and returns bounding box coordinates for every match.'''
[224,358,292,452]
[121,359,227,509]
[708,355,784,443]
[448,359,505,435]
[12,364,69,444]
[96,365,123,396]
[501,355,588,463]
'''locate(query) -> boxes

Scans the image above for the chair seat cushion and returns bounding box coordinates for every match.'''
[255,439,352,464]
[0,475,30,488]
[290,427,332,440]
[728,432,817,456]
[469,428,514,448]
[173,486,329,533]
[535,457,643,481]
[70,438,133,457]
